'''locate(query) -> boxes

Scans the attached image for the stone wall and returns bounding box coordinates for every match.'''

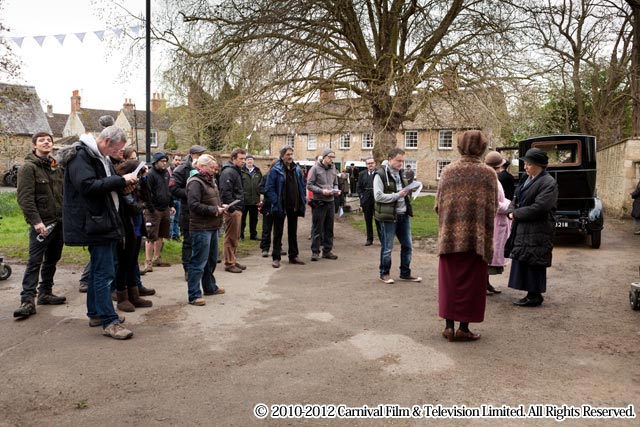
[0,135,31,174]
[597,138,640,218]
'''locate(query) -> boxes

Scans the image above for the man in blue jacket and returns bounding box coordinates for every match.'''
[264,145,306,268]
[61,126,138,339]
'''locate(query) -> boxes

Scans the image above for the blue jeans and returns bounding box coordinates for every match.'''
[187,230,219,303]
[87,243,120,328]
[170,199,181,238]
[379,214,412,278]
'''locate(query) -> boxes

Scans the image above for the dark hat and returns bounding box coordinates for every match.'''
[246,154,254,160]
[321,148,335,158]
[151,151,168,164]
[189,145,206,155]
[520,148,548,167]
[484,151,504,168]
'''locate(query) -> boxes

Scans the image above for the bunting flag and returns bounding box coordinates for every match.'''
[3,26,134,48]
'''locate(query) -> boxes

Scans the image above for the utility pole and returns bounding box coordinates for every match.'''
[145,0,151,162]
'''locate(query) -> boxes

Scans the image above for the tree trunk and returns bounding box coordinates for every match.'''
[573,60,588,133]
[631,4,640,137]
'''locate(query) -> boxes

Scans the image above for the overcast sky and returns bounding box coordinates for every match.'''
[3,0,162,113]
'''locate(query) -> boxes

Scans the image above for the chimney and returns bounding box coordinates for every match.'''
[150,92,167,112]
[46,104,53,117]
[70,90,81,113]
[123,98,134,111]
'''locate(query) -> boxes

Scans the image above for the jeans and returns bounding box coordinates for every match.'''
[379,214,412,278]
[170,199,181,238]
[87,243,120,327]
[241,205,259,239]
[187,230,220,302]
[20,225,64,302]
[310,201,334,255]
[272,210,299,260]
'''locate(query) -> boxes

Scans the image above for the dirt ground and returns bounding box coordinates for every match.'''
[0,213,638,427]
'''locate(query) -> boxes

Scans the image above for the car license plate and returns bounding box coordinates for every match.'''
[555,221,568,228]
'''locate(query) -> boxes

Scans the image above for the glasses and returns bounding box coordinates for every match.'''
[366,162,375,165]
[327,155,336,158]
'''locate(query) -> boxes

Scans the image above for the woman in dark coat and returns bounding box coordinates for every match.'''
[506,148,558,307]
[436,130,498,342]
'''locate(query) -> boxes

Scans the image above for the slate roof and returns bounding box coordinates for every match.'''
[0,83,52,136]
[122,109,171,130]
[46,112,68,137]
[75,108,121,133]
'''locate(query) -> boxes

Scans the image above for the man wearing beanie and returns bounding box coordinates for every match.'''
[14,131,66,318]
[307,148,340,261]
[142,151,175,273]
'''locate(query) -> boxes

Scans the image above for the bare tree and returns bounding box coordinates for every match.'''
[627,0,640,136]
[152,0,518,160]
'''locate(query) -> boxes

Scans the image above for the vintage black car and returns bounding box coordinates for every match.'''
[517,134,604,249]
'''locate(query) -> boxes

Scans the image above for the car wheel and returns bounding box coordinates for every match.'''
[0,264,11,281]
[590,230,601,249]
[630,289,640,311]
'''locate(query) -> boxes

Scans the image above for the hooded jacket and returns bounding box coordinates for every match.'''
[219,161,245,213]
[59,135,127,246]
[16,152,63,227]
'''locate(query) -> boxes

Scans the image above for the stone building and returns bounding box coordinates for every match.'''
[0,83,52,173]
[268,88,507,189]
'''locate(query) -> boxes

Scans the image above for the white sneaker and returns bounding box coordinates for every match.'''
[103,322,133,340]
[379,275,395,284]
[399,275,422,282]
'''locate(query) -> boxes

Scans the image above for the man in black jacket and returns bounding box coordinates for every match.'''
[61,126,138,339]
[142,152,175,273]
[356,156,379,246]
[219,148,246,273]
[169,145,206,279]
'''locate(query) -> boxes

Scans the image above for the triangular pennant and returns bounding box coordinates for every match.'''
[75,32,86,42]
[34,36,46,47]
[111,28,123,38]
[130,25,140,35]
[54,34,66,45]
[11,37,24,47]
[94,30,104,41]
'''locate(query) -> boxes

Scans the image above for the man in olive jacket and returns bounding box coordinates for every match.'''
[14,132,65,318]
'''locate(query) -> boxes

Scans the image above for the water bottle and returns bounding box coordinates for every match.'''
[36,223,56,242]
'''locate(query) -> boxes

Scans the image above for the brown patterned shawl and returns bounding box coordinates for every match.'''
[435,156,498,263]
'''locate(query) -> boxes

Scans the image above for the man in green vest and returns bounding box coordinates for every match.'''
[373,148,422,284]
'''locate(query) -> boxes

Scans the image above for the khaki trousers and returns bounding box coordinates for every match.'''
[223,210,242,266]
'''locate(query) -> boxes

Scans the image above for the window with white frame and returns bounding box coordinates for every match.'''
[307,134,317,150]
[340,132,351,149]
[285,134,295,148]
[438,130,453,150]
[362,132,374,149]
[404,130,418,148]
[404,160,417,173]
[150,131,158,147]
[436,160,452,180]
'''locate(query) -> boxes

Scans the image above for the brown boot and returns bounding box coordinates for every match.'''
[116,290,135,312]
[128,286,153,308]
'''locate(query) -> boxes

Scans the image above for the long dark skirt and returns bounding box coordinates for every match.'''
[438,252,487,323]
[507,260,547,293]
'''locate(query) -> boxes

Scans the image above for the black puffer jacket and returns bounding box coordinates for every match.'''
[219,161,245,213]
[506,170,558,267]
[59,142,126,246]
[146,165,173,211]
